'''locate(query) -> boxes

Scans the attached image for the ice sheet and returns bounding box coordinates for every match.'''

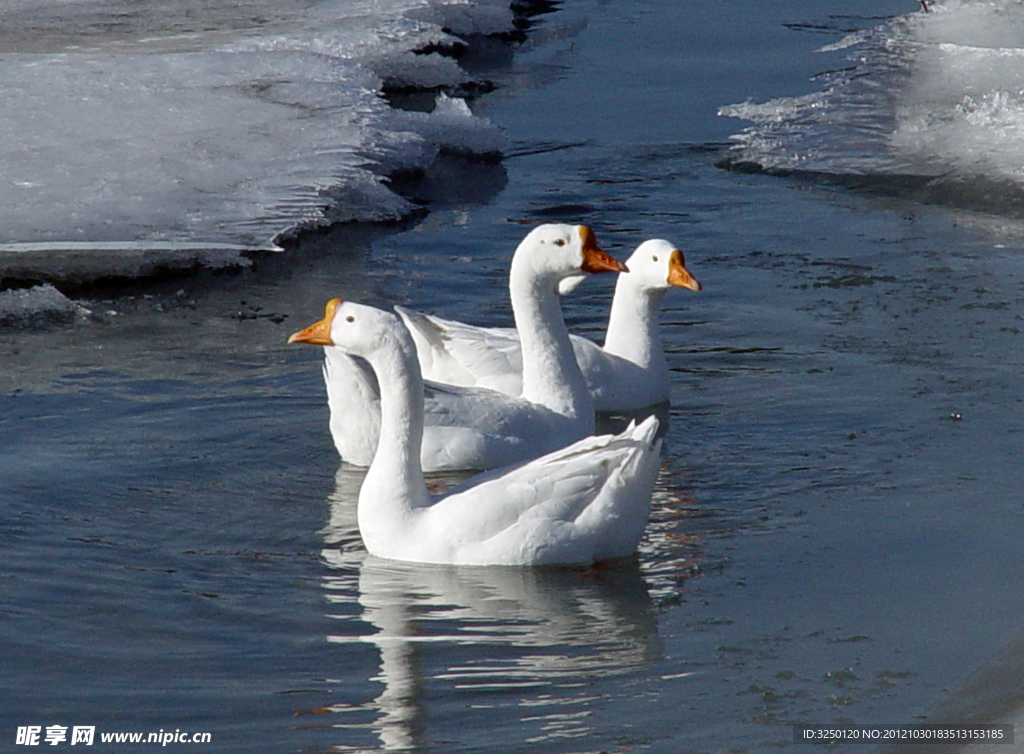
[719,1,1024,214]
[0,0,514,268]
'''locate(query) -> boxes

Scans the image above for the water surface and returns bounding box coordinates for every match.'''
[5,1,1024,752]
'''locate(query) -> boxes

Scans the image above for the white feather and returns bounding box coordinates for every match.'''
[397,239,701,412]
[300,224,624,471]
[319,301,663,567]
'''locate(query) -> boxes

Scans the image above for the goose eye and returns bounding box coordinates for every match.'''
[345,315,355,323]
[554,238,566,246]
[652,255,659,262]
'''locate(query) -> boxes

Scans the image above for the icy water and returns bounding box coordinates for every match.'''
[5,1,1024,752]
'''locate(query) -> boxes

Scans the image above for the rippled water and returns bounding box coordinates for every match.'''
[5,0,1024,752]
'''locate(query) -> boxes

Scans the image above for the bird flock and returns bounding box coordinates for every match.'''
[289,224,700,566]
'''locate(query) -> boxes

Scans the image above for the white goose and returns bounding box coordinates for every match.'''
[396,238,701,412]
[296,300,662,566]
[291,224,626,471]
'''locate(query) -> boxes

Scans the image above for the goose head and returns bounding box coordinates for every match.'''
[624,239,701,292]
[288,298,407,360]
[513,224,627,294]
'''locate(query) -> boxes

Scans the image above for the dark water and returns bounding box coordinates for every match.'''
[5,0,1024,752]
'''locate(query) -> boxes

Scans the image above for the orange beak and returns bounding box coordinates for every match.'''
[288,298,342,346]
[578,226,629,274]
[667,249,701,291]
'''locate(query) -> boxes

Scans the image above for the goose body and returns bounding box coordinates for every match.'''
[320,349,595,470]
[293,224,626,471]
[397,239,700,412]
[293,300,662,566]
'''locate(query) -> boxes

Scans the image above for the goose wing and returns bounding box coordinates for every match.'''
[419,379,582,471]
[417,416,662,565]
[395,305,525,395]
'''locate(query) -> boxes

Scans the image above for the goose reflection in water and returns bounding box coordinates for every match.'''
[317,465,664,751]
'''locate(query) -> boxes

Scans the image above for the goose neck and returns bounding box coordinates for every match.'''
[510,266,592,419]
[603,281,667,369]
[324,349,381,464]
[359,330,431,516]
